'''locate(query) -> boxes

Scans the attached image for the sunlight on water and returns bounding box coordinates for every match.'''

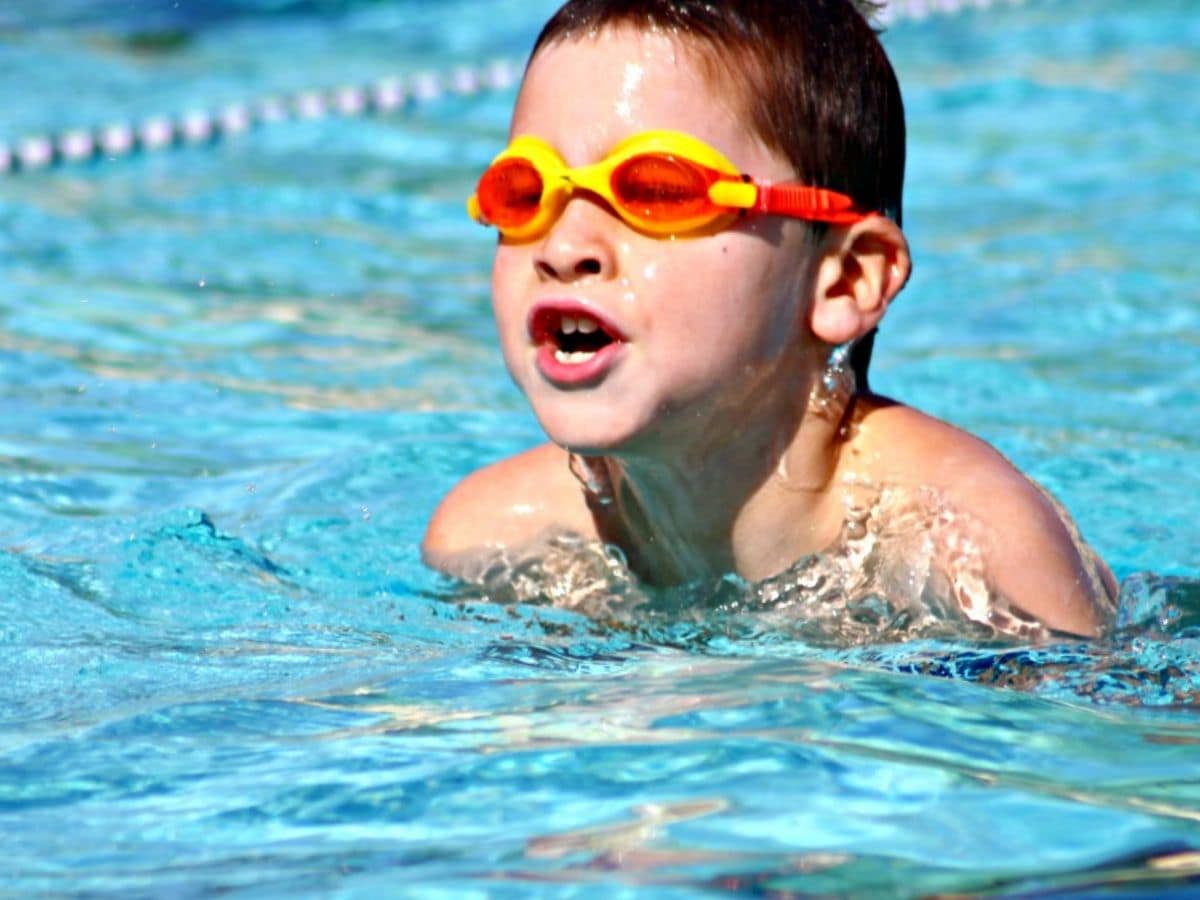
[1,0,1198,895]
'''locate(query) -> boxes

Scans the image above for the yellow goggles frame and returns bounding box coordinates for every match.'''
[467,129,868,242]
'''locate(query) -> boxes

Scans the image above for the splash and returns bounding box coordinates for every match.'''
[453,476,1114,646]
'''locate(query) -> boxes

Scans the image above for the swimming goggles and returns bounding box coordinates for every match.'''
[468,129,870,242]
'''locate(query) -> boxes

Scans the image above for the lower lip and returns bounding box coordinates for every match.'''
[535,341,626,386]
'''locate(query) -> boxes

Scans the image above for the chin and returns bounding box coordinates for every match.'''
[530,396,649,456]
[539,418,637,457]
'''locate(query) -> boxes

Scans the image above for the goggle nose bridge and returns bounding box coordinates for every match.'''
[542,162,623,218]
[556,159,611,192]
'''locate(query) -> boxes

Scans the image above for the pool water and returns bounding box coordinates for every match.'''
[2,0,1199,895]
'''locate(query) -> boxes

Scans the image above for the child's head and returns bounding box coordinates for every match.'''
[478,0,911,454]
[532,0,905,224]
[528,0,906,387]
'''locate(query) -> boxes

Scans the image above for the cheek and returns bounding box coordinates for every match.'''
[651,239,793,340]
[490,249,526,331]
[488,250,535,388]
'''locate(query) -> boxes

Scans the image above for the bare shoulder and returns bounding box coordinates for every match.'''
[852,398,1031,494]
[848,396,1117,635]
[422,443,596,577]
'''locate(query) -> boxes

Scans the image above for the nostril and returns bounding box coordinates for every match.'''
[576,258,601,276]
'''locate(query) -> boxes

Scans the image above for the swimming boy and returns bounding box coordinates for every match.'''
[423,0,1116,637]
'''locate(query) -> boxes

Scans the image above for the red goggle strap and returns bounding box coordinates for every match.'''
[756,183,869,226]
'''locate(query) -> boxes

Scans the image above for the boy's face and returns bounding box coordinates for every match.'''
[492,26,822,455]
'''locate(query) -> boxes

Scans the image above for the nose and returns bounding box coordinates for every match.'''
[533,194,619,282]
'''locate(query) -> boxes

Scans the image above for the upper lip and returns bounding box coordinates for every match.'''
[527,298,628,348]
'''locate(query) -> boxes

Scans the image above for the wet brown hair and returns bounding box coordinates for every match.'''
[529,0,906,387]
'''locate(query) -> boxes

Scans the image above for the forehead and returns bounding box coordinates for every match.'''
[512,26,779,173]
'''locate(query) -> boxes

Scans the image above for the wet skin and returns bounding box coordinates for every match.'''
[491,32,820,458]
[424,26,1116,637]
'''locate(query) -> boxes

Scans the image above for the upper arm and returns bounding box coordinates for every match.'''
[958,470,1115,636]
[859,402,1116,637]
[421,443,593,578]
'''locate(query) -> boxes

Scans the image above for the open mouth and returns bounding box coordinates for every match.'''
[530,307,623,365]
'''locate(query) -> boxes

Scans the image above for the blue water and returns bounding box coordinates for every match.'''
[2,0,1198,895]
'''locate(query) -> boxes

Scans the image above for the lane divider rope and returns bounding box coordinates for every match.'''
[0,60,522,176]
[0,0,1029,177]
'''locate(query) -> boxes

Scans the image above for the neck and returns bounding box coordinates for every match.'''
[575,363,855,585]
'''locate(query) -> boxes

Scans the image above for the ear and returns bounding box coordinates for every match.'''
[808,216,911,346]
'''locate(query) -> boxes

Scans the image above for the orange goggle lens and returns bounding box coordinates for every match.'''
[474,152,724,235]
[476,157,545,229]
[610,154,719,224]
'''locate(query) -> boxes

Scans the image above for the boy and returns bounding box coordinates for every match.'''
[423,0,1116,637]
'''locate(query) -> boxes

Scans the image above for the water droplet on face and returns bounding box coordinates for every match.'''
[615,61,645,123]
[618,275,637,307]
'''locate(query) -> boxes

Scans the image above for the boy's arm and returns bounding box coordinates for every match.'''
[422,443,595,578]
[958,470,1116,636]
[856,401,1116,637]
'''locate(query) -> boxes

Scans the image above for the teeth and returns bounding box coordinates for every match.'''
[557,315,600,335]
[554,349,596,364]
